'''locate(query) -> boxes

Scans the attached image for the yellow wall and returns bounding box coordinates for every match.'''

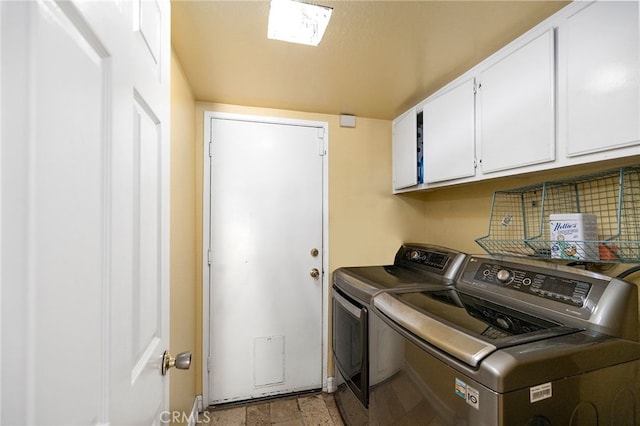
[170,50,198,417]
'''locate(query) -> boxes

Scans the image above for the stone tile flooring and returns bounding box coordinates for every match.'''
[200,392,345,426]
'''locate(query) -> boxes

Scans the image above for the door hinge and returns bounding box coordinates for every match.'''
[207,357,212,372]
[317,128,326,156]
[208,142,213,157]
[207,249,212,265]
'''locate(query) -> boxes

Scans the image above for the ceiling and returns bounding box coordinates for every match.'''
[171,0,569,120]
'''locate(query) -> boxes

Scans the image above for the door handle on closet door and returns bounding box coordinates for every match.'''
[161,351,192,376]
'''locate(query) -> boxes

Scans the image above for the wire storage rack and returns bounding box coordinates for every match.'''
[476,166,640,263]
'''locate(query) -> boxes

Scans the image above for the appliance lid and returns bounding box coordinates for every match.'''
[333,264,471,307]
[332,243,467,304]
[372,287,581,368]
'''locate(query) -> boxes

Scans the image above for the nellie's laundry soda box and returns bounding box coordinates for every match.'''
[550,214,598,261]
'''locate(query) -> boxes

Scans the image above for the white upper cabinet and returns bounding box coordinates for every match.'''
[560,1,640,157]
[422,78,476,183]
[477,29,556,174]
[391,1,639,193]
[392,108,418,190]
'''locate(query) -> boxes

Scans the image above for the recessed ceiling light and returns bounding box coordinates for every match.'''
[268,0,333,47]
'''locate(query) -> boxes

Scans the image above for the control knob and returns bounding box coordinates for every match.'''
[495,315,513,330]
[496,269,513,284]
[410,250,421,260]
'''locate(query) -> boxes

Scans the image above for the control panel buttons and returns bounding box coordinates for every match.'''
[403,248,450,270]
[472,263,590,308]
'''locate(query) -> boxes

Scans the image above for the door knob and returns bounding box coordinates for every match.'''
[310,268,320,279]
[310,248,319,257]
[162,350,192,376]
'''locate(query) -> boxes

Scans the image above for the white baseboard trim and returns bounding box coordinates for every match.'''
[326,376,336,393]
[187,395,204,426]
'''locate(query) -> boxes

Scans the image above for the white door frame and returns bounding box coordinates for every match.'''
[201,111,329,406]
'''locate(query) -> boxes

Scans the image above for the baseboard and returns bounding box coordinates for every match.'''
[326,376,337,393]
[187,395,204,426]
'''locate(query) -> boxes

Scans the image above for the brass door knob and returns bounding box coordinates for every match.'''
[162,350,192,376]
[310,268,320,279]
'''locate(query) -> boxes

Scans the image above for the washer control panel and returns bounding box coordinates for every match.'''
[458,256,637,339]
[472,262,591,307]
[402,249,450,269]
[394,243,464,273]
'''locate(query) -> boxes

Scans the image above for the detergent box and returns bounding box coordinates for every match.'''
[550,214,598,261]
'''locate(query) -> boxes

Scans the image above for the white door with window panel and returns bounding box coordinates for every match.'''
[0,1,172,424]
[206,115,325,404]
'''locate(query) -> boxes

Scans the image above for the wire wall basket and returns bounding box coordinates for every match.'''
[476,166,640,263]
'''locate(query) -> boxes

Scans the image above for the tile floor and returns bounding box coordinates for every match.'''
[199,392,345,426]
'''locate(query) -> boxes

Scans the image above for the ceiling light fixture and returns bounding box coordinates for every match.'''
[268,0,333,47]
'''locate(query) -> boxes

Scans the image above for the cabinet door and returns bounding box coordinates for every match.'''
[562,1,639,157]
[392,109,418,190]
[478,29,555,174]
[423,78,476,183]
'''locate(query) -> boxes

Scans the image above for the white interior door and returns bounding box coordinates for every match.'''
[0,0,171,424]
[207,115,325,404]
